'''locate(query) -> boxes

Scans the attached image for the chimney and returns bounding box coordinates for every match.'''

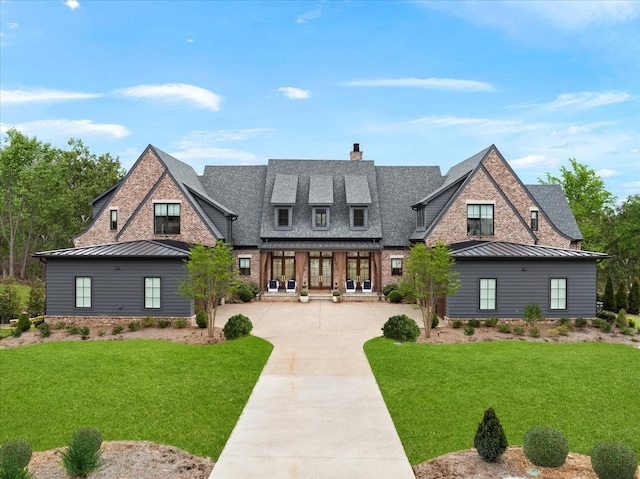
[350,143,363,161]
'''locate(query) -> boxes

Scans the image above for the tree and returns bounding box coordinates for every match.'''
[400,241,460,338]
[27,278,46,316]
[540,158,616,252]
[629,278,640,315]
[179,242,236,339]
[604,195,640,287]
[474,407,508,463]
[602,275,615,312]
[615,280,628,313]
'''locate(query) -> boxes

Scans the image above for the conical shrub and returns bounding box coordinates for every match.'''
[474,408,508,462]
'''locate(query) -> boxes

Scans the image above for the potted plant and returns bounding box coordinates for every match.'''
[332,290,341,303]
[299,289,309,303]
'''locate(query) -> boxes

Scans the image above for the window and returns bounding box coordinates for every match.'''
[479,278,496,310]
[312,207,330,230]
[350,207,368,230]
[467,204,494,236]
[416,207,425,229]
[154,203,180,234]
[530,210,538,231]
[145,277,161,309]
[275,206,292,230]
[550,278,567,310]
[239,257,251,276]
[75,277,91,308]
[110,209,117,231]
[391,258,403,276]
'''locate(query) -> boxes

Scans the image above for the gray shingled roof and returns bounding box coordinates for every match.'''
[308,175,334,205]
[344,175,372,204]
[450,241,605,259]
[199,165,267,247]
[258,159,383,240]
[527,184,583,241]
[270,174,299,204]
[34,240,191,258]
[259,240,382,250]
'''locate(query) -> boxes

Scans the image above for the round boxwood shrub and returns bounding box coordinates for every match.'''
[591,441,638,479]
[474,408,508,463]
[234,283,255,303]
[195,311,208,329]
[16,314,31,333]
[0,438,32,470]
[223,314,253,340]
[523,426,569,468]
[388,290,404,303]
[382,314,420,342]
[382,284,398,297]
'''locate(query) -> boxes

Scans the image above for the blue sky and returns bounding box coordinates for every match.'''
[1,0,638,201]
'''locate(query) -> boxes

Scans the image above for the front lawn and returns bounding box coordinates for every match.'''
[365,339,640,465]
[0,336,272,459]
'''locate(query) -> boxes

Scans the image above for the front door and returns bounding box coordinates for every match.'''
[272,251,295,289]
[347,251,370,285]
[309,252,332,289]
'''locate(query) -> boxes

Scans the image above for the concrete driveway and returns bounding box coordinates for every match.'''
[209,301,421,479]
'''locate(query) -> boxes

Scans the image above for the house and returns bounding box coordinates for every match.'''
[34,143,606,324]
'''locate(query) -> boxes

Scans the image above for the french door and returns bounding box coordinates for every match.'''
[309,252,332,289]
[347,251,370,284]
[272,251,295,289]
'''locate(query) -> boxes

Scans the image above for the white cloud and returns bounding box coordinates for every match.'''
[295,8,321,24]
[0,88,102,104]
[178,128,273,144]
[117,83,222,111]
[512,1,639,30]
[6,22,18,29]
[278,87,311,100]
[65,0,80,10]
[186,38,194,43]
[596,168,620,178]
[543,92,632,110]
[170,146,257,163]
[343,77,494,92]
[6,119,129,138]
[509,155,562,169]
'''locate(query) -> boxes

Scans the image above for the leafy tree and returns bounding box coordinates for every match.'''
[604,194,640,286]
[179,242,236,339]
[602,275,615,312]
[27,278,46,316]
[0,282,21,323]
[615,280,628,313]
[400,241,460,338]
[628,278,640,315]
[474,407,508,463]
[540,158,616,252]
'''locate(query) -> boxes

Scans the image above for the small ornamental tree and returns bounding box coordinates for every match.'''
[400,242,460,338]
[27,279,46,317]
[523,303,544,326]
[474,408,508,463]
[615,280,628,313]
[629,278,640,315]
[602,275,615,312]
[179,242,236,339]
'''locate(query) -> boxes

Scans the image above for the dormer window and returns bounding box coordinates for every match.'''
[275,206,293,230]
[154,203,181,235]
[312,207,330,230]
[350,206,368,230]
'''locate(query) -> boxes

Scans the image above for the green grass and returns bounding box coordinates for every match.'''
[0,337,272,459]
[365,339,640,465]
[0,283,31,308]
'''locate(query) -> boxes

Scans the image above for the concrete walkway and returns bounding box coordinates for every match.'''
[210,301,420,479]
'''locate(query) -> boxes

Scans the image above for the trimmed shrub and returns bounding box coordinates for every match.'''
[234,283,255,303]
[382,284,398,297]
[463,326,475,336]
[529,326,540,338]
[591,441,638,479]
[513,325,525,335]
[16,314,31,333]
[388,290,404,303]
[523,303,543,326]
[468,319,481,328]
[60,427,102,478]
[223,314,253,340]
[382,315,420,342]
[484,318,498,327]
[111,325,124,335]
[128,321,141,331]
[174,318,188,329]
[0,438,32,470]
[474,408,508,463]
[157,319,170,329]
[431,311,439,329]
[452,319,463,329]
[616,309,629,329]
[195,311,208,329]
[27,279,46,317]
[38,323,50,338]
[522,426,569,468]
[596,310,616,323]
[141,316,155,328]
[574,317,588,328]
[498,323,512,334]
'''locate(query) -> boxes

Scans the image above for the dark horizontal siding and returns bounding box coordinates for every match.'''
[425,185,457,228]
[45,258,192,317]
[195,196,228,239]
[447,259,597,319]
[92,190,115,219]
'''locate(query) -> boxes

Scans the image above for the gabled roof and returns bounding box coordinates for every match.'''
[526,184,583,241]
[34,240,191,258]
[308,175,334,205]
[450,241,606,259]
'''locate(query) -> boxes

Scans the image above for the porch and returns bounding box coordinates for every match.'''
[260,290,383,302]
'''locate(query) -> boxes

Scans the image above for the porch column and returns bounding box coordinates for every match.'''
[373,251,382,294]
[260,251,269,294]
[295,251,306,290]
[335,251,346,293]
